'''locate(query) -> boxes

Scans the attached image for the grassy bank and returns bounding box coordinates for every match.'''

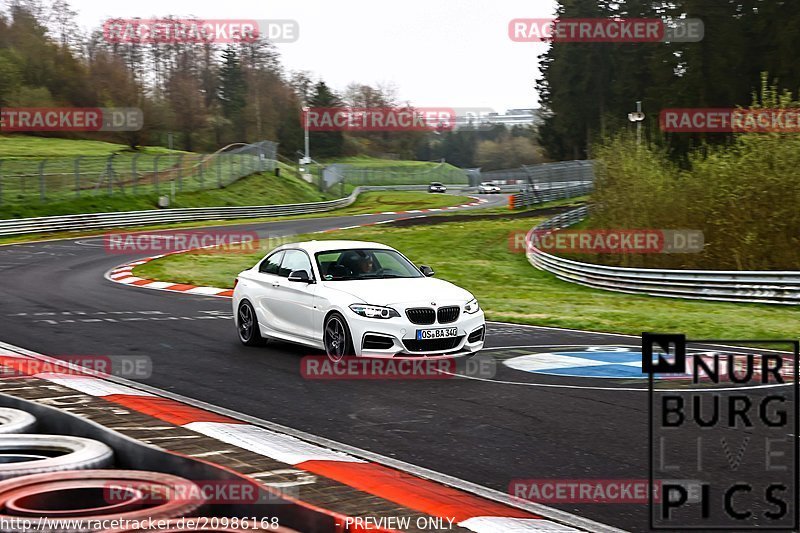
[134,214,800,340]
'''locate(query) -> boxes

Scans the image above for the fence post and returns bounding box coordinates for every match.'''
[154,155,160,194]
[38,159,47,201]
[74,156,82,197]
[198,155,205,187]
[217,154,223,188]
[106,155,114,195]
[131,154,140,195]
[0,160,3,206]
[176,154,184,193]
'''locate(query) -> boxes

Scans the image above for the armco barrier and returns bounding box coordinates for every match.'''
[526,207,800,305]
[509,182,593,209]
[0,185,436,237]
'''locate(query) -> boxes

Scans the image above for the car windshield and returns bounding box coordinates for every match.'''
[316,249,423,281]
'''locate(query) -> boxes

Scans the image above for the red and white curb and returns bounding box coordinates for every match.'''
[105,198,489,299]
[371,198,486,216]
[0,340,621,533]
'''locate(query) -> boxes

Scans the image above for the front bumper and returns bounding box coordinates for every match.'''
[346,307,485,359]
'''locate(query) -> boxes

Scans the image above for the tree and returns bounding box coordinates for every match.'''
[307,81,344,159]
[218,47,248,142]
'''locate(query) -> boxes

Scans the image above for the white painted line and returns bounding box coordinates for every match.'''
[185,286,228,295]
[184,422,366,465]
[38,375,156,397]
[116,276,144,284]
[140,281,175,289]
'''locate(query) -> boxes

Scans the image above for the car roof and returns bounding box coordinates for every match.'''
[273,240,395,255]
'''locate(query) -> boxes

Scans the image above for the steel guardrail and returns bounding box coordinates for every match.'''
[0,186,385,237]
[510,183,594,209]
[525,207,800,305]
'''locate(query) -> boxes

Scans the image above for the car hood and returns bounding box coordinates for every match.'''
[322,277,473,306]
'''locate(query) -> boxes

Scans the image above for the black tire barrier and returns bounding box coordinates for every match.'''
[0,435,113,479]
[0,469,205,532]
[0,409,36,435]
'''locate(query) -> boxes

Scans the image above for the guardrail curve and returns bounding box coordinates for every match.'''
[526,207,800,305]
[0,186,419,237]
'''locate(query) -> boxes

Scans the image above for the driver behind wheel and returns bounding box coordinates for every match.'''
[357,254,375,274]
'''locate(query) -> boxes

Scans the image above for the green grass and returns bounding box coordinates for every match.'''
[0,170,328,219]
[332,191,471,215]
[0,135,181,158]
[134,215,800,340]
[323,156,451,169]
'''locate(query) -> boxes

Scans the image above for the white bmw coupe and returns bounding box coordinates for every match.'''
[232,240,485,361]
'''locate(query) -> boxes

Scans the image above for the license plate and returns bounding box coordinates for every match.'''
[416,328,458,340]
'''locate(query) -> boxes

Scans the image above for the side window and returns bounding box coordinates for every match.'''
[279,250,313,278]
[259,251,284,274]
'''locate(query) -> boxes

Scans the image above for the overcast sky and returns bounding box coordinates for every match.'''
[56,0,557,113]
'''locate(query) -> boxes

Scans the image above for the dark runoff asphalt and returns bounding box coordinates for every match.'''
[0,193,791,532]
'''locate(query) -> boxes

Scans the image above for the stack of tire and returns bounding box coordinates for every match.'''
[0,408,296,532]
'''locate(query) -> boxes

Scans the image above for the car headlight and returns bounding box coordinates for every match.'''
[464,298,480,314]
[349,304,400,319]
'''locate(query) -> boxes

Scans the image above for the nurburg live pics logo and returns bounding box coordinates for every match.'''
[643,332,799,530]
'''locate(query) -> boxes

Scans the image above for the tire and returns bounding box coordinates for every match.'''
[0,409,36,434]
[0,470,203,532]
[0,435,113,480]
[323,312,354,363]
[236,300,265,346]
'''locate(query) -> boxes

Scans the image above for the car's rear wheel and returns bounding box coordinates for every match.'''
[237,300,265,346]
[324,313,353,363]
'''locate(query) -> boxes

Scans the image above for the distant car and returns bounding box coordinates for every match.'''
[428,182,447,193]
[478,182,501,194]
[233,240,485,362]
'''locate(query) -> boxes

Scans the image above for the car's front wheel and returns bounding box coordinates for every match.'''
[237,300,265,346]
[323,313,354,363]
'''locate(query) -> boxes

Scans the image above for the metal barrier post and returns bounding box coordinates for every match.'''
[0,160,4,206]
[217,155,222,188]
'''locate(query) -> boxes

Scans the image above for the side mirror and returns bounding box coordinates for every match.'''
[288,270,313,283]
[419,265,435,277]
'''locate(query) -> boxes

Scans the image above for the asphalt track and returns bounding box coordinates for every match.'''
[0,193,792,532]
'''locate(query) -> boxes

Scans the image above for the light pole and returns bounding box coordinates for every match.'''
[301,106,311,166]
[628,101,645,145]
